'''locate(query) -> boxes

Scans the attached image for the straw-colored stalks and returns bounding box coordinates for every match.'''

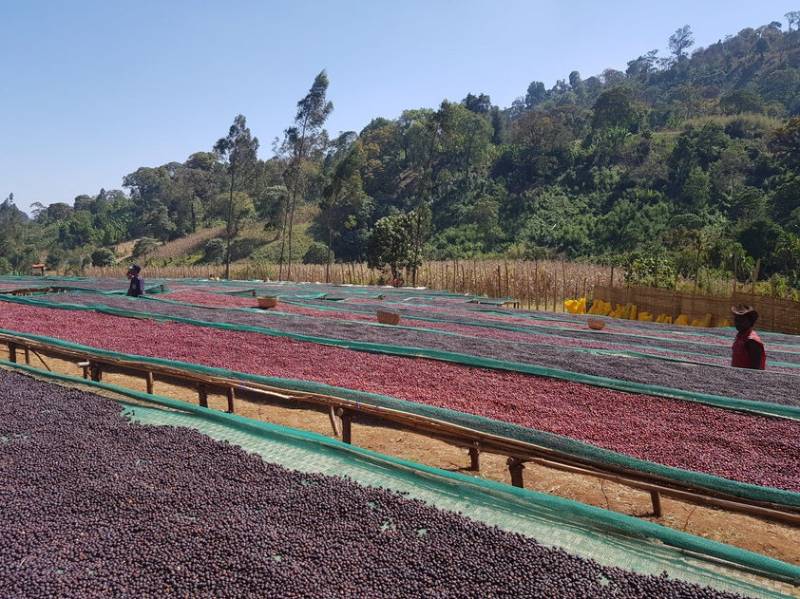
[85,259,615,312]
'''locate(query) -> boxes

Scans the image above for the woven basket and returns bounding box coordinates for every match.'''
[257,296,278,309]
[377,310,401,325]
[587,319,606,331]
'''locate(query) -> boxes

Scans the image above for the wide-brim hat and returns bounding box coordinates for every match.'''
[731,304,758,319]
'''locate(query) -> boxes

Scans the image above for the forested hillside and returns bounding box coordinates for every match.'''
[2,14,800,288]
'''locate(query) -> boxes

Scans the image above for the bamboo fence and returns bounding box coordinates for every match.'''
[593,285,800,335]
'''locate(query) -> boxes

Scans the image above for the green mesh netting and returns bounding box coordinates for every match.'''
[1,359,797,597]
[2,292,798,422]
[1,328,798,513]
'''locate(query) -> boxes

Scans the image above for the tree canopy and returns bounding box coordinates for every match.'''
[4,14,800,289]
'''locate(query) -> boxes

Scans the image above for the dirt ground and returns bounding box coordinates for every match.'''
[3,347,799,568]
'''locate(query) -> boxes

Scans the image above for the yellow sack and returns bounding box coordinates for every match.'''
[628,304,638,320]
[675,314,689,326]
[591,299,611,316]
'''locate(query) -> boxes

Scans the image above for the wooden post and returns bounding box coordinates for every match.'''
[650,490,663,518]
[468,443,480,472]
[198,384,208,408]
[145,371,154,394]
[507,457,525,488]
[8,343,17,363]
[24,348,30,365]
[226,387,236,413]
[78,361,90,379]
[340,409,353,444]
[329,406,343,437]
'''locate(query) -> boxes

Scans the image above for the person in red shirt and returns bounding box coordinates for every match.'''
[731,305,766,370]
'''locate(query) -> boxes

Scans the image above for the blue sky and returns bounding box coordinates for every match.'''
[0,0,795,212]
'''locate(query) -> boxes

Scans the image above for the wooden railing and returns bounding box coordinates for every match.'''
[2,330,798,527]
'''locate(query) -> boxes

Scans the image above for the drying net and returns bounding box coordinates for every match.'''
[1,359,797,597]
[1,328,798,513]
[1,291,798,421]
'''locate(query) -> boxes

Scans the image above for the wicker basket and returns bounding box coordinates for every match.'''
[257,296,278,309]
[376,310,401,325]
[587,319,606,331]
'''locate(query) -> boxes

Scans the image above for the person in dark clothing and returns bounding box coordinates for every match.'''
[731,305,766,370]
[126,264,144,297]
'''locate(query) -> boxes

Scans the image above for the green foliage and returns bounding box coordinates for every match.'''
[738,219,782,262]
[302,242,331,264]
[278,71,334,274]
[214,114,260,278]
[90,248,116,267]
[10,20,800,292]
[367,212,416,279]
[203,238,225,264]
[45,250,65,271]
[210,192,254,238]
[720,90,764,115]
[592,88,638,131]
[624,251,677,288]
[773,234,800,286]
[228,237,268,262]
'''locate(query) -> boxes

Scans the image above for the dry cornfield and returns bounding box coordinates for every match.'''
[86,259,615,311]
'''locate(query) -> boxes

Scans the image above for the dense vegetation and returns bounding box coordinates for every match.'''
[2,14,800,290]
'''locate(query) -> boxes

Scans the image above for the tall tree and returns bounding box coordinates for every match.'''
[525,81,546,108]
[669,25,694,60]
[278,70,333,279]
[318,139,370,282]
[786,11,800,31]
[213,115,259,279]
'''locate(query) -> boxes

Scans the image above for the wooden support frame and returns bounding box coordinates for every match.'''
[329,406,343,437]
[226,387,236,413]
[508,457,525,488]
[146,371,154,395]
[651,491,663,518]
[468,443,480,472]
[198,384,209,408]
[1,331,799,528]
[337,408,353,444]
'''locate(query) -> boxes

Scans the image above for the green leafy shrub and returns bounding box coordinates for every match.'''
[90,248,116,267]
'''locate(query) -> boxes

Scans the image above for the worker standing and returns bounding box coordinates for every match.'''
[126,264,144,298]
[731,305,766,370]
